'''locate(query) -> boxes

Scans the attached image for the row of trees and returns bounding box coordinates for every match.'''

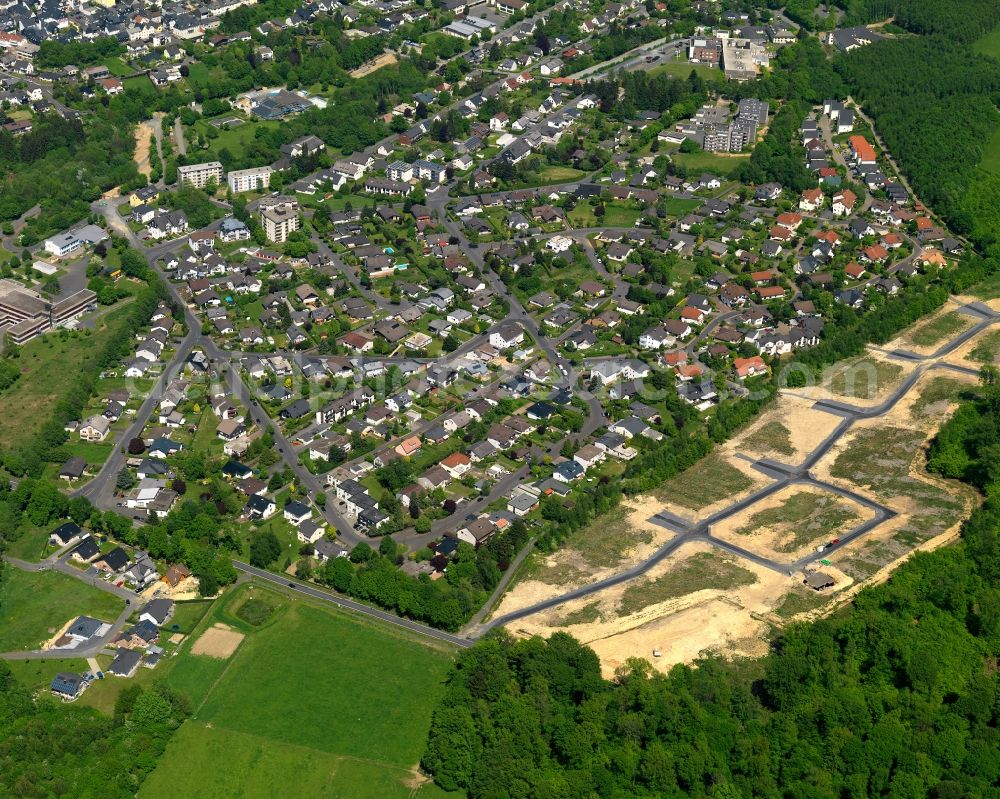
[311,517,534,631]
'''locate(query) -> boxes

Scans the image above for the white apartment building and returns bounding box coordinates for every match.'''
[227,165,273,193]
[177,161,224,189]
[260,199,301,243]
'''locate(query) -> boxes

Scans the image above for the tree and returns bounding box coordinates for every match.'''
[127,438,145,455]
[249,529,282,568]
[349,541,374,563]
[378,535,400,559]
[198,569,218,596]
[116,468,135,491]
[323,556,355,592]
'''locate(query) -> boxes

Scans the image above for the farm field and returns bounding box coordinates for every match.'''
[0,569,124,652]
[138,585,456,799]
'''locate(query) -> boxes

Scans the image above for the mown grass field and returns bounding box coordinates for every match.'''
[0,568,124,651]
[671,149,750,177]
[138,585,457,799]
[649,58,723,82]
[568,202,642,228]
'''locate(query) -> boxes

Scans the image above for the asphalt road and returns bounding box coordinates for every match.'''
[233,560,474,648]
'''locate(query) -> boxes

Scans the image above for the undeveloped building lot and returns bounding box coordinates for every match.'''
[713,484,873,562]
[505,542,784,678]
[190,623,244,659]
[494,330,985,676]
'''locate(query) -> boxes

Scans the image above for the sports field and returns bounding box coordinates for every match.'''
[139,586,456,799]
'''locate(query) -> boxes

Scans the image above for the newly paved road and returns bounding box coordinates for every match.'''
[480,306,998,629]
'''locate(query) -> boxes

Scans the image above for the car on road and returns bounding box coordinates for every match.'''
[829,538,841,546]
[287,581,295,588]
[645,54,659,62]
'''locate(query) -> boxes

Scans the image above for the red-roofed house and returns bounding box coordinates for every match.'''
[680,306,707,324]
[848,135,876,165]
[844,262,866,279]
[831,189,857,216]
[757,286,785,301]
[775,212,803,230]
[733,356,768,379]
[676,363,706,381]
[663,350,688,368]
[440,451,472,478]
[861,245,889,263]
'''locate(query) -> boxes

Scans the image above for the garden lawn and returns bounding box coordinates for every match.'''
[0,569,124,652]
[101,57,134,77]
[139,594,456,799]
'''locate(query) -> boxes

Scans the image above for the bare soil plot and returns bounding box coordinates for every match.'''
[964,329,1000,364]
[713,485,871,562]
[490,495,675,617]
[134,122,154,179]
[190,623,245,658]
[726,395,843,463]
[507,542,792,677]
[616,550,757,616]
[738,420,794,457]
[823,354,906,402]
[349,52,397,78]
[909,375,976,419]
[812,409,976,583]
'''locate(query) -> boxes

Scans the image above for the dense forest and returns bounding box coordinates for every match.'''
[423,372,1000,798]
[779,0,1000,39]
[835,38,1000,246]
[834,1,1000,250]
[0,112,142,242]
[0,663,189,798]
